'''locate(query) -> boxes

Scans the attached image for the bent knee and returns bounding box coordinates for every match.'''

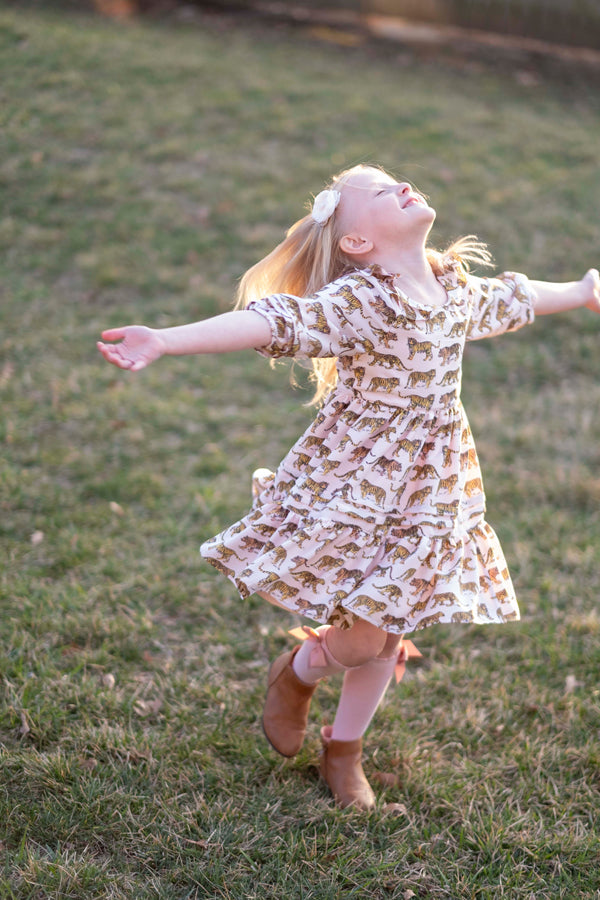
[327,618,388,667]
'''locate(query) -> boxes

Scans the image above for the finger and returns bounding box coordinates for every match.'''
[130,359,147,372]
[98,343,133,369]
[101,328,128,341]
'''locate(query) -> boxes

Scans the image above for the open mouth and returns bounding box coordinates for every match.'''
[403,195,424,209]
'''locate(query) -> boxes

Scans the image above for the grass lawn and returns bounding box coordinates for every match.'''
[1,3,600,897]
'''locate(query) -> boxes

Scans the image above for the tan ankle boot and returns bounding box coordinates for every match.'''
[319,725,376,810]
[262,646,317,757]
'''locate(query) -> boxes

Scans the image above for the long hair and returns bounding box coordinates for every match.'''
[236,165,492,404]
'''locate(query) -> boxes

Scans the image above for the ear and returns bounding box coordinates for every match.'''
[339,233,374,258]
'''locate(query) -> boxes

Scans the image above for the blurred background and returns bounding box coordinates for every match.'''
[87,0,600,52]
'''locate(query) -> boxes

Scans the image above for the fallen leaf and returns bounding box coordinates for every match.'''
[0,362,14,387]
[134,697,162,717]
[565,674,583,693]
[30,530,44,546]
[109,501,124,516]
[19,711,30,737]
[372,771,401,788]
[383,802,408,817]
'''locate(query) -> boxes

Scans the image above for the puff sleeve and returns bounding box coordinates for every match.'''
[247,277,370,359]
[466,272,536,341]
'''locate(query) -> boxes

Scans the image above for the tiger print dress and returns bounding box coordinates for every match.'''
[200,259,536,634]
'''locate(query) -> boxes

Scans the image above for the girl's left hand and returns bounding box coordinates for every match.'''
[583,268,600,313]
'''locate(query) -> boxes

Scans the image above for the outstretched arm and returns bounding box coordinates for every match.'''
[531,268,600,315]
[97,309,272,371]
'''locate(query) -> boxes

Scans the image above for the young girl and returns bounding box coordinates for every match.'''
[98,164,600,811]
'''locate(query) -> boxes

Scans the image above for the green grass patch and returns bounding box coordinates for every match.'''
[1,3,600,897]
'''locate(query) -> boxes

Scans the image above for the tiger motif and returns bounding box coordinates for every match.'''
[315,554,343,571]
[208,557,235,579]
[370,296,399,326]
[407,369,436,388]
[432,591,460,607]
[442,446,456,467]
[292,451,312,468]
[303,476,329,496]
[413,463,439,480]
[451,611,473,624]
[407,596,431,615]
[265,579,300,601]
[310,305,332,334]
[359,415,389,435]
[351,595,387,615]
[349,445,371,463]
[459,581,478,595]
[407,337,434,361]
[464,477,483,497]
[476,308,493,334]
[240,536,267,553]
[437,368,460,386]
[383,542,411,561]
[295,571,326,591]
[377,584,404,602]
[305,338,323,356]
[426,310,446,331]
[294,599,327,617]
[217,546,243,563]
[438,474,458,492]
[487,566,509,584]
[435,500,460,516]
[438,343,461,364]
[448,321,466,338]
[373,457,403,478]
[330,284,363,312]
[336,541,362,557]
[435,423,454,439]
[333,567,364,587]
[415,612,444,629]
[360,479,387,506]
[270,546,288,566]
[397,438,421,461]
[381,614,410,630]
[367,376,400,393]
[406,485,433,508]
[253,522,277,537]
[302,435,324,451]
[460,448,478,471]
[363,341,409,371]
[409,393,434,410]
[440,390,458,408]
[371,324,398,347]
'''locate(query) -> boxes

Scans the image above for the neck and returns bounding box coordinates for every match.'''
[367,243,434,286]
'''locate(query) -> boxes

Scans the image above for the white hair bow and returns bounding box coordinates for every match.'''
[311,189,341,226]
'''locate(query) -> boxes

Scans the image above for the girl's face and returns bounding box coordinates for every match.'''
[337,167,435,254]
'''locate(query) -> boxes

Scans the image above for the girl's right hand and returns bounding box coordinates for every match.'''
[97,326,166,371]
[583,268,600,314]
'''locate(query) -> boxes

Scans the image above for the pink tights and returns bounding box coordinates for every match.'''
[291,625,400,741]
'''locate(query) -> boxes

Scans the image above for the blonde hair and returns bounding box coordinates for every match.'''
[236,165,492,405]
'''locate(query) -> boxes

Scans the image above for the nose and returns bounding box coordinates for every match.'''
[396,182,411,195]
